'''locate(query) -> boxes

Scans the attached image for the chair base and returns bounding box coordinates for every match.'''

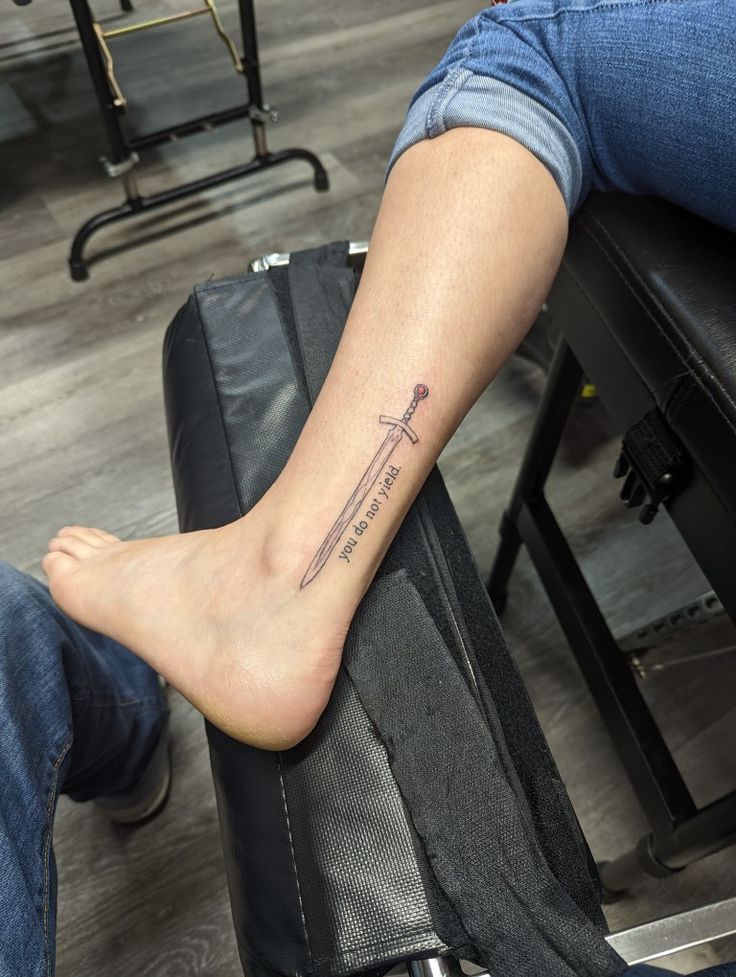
[489,338,736,889]
[68,149,328,281]
[67,0,329,279]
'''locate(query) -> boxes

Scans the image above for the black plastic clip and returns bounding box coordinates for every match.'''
[613,408,688,525]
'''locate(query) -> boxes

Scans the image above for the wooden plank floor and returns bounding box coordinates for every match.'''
[1,2,735,974]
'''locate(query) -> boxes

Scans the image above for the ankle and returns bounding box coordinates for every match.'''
[245,480,372,602]
[231,489,327,593]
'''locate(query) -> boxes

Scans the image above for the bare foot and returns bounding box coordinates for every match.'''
[42,514,355,750]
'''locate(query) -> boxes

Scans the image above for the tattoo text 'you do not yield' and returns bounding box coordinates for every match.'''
[300,384,429,588]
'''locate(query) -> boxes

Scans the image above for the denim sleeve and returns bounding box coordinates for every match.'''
[388,60,586,213]
[386,8,591,214]
[387,1,736,232]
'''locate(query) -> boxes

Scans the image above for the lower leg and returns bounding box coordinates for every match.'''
[44,128,568,750]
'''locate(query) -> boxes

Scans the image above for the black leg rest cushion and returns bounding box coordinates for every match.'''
[161,245,625,977]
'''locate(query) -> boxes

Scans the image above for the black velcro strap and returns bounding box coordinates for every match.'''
[623,409,687,486]
[614,408,689,523]
[345,571,625,977]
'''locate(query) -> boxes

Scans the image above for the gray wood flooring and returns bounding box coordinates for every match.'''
[1,1,735,974]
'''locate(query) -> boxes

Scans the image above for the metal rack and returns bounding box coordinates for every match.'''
[67,0,329,280]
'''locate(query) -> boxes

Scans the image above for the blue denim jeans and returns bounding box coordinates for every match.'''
[388,0,736,232]
[0,562,167,977]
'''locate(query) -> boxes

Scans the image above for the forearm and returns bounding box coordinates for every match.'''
[268,128,568,597]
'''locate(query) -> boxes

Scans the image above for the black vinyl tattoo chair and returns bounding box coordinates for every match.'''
[162,231,736,977]
[488,192,736,895]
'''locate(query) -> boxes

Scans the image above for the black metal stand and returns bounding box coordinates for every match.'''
[68,0,329,280]
[489,338,736,893]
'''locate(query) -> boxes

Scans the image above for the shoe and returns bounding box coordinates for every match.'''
[94,724,171,825]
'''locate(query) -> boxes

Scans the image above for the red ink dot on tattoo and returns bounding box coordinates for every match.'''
[415,384,429,399]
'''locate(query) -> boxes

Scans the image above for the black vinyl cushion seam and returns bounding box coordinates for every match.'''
[164,299,243,531]
[277,754,316,975]
[190,280,314,974]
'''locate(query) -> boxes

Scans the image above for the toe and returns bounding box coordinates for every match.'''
[42,550,75,578]
[90,527,121,544]
[56,526,112,548]
[48,534,98,560]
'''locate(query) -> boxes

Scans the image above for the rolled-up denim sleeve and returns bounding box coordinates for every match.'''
[387,63,585,214]
[388,1,736,232]
[386,7,595,214]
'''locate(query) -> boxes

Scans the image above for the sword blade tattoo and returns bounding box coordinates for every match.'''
[300,383,429,588]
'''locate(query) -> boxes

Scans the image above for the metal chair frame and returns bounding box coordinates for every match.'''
[67,0,328,280]
[487,333,736,892]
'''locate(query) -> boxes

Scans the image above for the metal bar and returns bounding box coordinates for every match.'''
[605,897,736,965]
[617,590,728,655]
[204,0,244,72]
[68,0,130,160]
[236,0,267,156]
[128,104,252,150]
[102,8,208,38]
[236,0,264,106]
[505,338,583,520]
[652,788,736,871]
[68,0,327,280]
[487,338,582,605]
[69,148,328,280]
[408,958,465,977]
[92,21,126,108]
[101,0,243,77]
[520,494,697,831]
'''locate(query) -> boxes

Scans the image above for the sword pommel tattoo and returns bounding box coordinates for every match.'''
[300,383,429,588]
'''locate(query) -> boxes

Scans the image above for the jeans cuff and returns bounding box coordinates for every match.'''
[386,68,582,214]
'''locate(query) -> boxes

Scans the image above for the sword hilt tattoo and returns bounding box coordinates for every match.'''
[300,383,429,588]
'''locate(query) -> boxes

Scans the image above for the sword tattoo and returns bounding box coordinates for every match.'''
[300,383,429,588]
